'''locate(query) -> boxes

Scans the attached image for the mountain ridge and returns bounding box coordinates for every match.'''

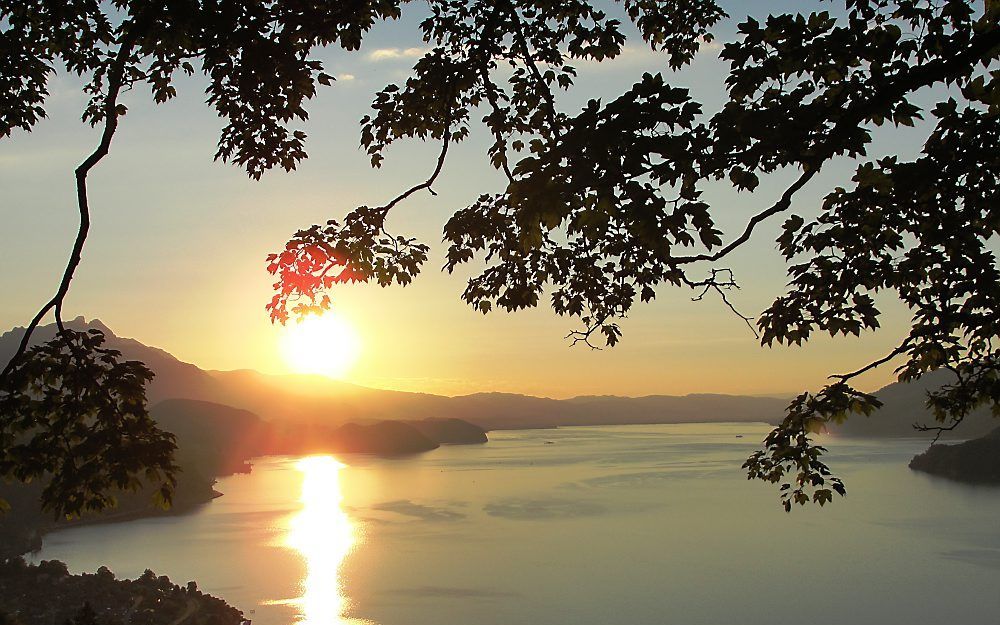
[3,317,995,437]
[0,317,788,429]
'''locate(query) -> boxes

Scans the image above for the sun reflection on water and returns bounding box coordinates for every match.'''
[284,455,363,625]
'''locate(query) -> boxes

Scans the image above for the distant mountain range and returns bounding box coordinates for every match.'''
[1,317,996,438]
[0,317,787,430]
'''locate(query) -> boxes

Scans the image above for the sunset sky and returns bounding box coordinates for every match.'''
[0,1,925,398]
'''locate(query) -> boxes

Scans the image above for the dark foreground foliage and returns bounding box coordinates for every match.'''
[0,330,176,518]
[0,558,249,625]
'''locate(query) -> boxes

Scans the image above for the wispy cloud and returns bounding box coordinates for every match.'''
[698,37,723,53]
[338,73,356,81]
[367,47,427,62]
[570,38,724,72]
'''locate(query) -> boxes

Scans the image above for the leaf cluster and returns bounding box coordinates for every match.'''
[0,329,177,518]
[1,0,404,178]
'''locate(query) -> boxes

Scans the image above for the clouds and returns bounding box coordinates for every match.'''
[367,47,427,62]
[698,37,723,53]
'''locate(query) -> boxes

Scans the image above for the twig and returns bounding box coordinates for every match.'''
[684,269,759,339]
[375,128,451,220]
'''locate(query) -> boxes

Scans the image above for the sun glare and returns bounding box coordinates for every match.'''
[281,313,362,378]
[284,455,360,625]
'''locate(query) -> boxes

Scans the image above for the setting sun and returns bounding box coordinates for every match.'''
[281,313,362,378]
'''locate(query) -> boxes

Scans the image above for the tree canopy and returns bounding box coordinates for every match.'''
[1,0,998,514]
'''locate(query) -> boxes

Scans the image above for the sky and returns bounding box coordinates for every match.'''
[0,1,926,398]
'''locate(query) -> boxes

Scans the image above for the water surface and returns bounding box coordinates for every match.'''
[32,424,1000,625]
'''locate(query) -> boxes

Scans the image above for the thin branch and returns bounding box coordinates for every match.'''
[914,415,966,445]
[669,25,1000,269]
[479,69,516,183]
[684,269,760,339]
[670,168,817,266]
[565,311,611,350]
[375,116,452,220]
[504,0,560,138]
[0,31,138,384]
[476,5,515,182]
[829,340,911,382]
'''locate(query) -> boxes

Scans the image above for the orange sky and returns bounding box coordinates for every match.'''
[0,4,918,399]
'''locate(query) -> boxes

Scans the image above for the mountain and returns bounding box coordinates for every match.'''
[151,399,268,476]
[0,316,220,403]
[909,427,1000,483]
[832,370,998,440]
[5,318,998,439]
[0,317,788,429]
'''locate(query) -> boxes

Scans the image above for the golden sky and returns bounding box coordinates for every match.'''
[0,2,918,398]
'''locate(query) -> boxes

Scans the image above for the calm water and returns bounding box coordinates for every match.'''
[31,424,1000,625]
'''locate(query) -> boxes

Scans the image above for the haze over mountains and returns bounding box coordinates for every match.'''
[1,317,996,438]
[0,317,786,430]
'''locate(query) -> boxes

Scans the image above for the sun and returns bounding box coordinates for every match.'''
[280,313,362,378]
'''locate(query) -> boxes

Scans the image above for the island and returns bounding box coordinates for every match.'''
[328,421,439,455]
[407,418,489,445]
[150,399,489,458]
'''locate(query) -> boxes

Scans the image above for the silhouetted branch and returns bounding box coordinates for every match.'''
[505,1,560,138]
[375,131,451,219]
[829,341,911,382]
[684,269,759,339]
[670,26,1000,270]
[476,6,516,182]
[914,415,966,445]
[0,30,138,384]
[479,70,516,183]
[671,168,817,266]
[565,322,605,350]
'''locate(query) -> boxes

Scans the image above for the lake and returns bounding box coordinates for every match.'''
[30,423,1000,625]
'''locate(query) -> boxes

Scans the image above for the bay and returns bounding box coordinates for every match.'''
[30,424,1000,625]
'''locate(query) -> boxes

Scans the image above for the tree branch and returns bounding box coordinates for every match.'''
[476,5,516,182]
[670,168,817,266]
[0,31,138,384]
[375,115,452,220]
[669,24,1000,269]
[504,0,560,138]
[684,269,760,338]
[829,340,911,382]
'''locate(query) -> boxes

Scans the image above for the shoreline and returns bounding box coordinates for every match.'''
[21,421,777,557]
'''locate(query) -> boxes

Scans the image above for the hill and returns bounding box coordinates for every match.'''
[151,399,268,476]
[909,427,1000,483]
[151,399,494,457]
[832,370,998,439]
